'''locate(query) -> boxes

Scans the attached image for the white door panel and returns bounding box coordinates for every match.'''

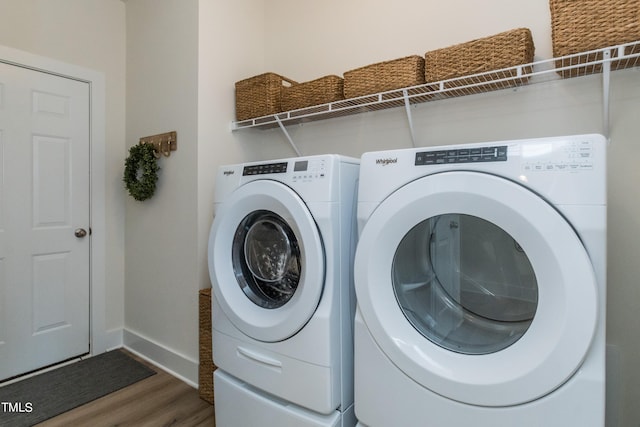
[0,61,89,381]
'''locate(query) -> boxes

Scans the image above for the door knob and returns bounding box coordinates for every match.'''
[74,228,88,238]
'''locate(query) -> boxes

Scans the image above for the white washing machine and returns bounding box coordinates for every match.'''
[353,134,607,426]
[208,154,359,427]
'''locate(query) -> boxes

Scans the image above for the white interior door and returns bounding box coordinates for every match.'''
[0,61,90,381]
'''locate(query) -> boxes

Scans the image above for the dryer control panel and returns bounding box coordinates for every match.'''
[521,138,594,172]
[415,145,508,165]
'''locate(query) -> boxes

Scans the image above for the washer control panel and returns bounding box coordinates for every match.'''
[415,145,508,165]
[292,158,327,182]
[241,159,328,182]
[242,162,288,176]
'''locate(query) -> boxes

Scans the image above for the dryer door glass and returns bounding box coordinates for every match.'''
[392,213,538,355]
[232,210,301,309]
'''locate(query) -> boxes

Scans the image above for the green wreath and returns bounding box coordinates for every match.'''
[123,143,160,201]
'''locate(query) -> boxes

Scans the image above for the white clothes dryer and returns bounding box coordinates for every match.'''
[208,154,359,427]
[353,135,606,427]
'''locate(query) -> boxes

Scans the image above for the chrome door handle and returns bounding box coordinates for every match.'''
[74,228,87,238]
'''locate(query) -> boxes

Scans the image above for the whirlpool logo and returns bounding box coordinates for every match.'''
[375,157,398,166]
[223,170,235,176]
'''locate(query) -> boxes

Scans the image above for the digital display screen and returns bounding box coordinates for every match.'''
[294,161,308,172]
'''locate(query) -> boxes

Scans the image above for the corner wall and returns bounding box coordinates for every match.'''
[124,0,273,387]
[124,0,200,384]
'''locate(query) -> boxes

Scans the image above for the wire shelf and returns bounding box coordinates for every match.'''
[231,40,640,131]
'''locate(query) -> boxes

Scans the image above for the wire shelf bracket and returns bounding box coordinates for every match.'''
[403,89,417,147]
[275,116,301,156]
[602,49,612,137]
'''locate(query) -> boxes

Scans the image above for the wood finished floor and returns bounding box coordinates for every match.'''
[35,351,215,427]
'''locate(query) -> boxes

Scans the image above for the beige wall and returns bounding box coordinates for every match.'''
[0,0,126,335]
[197,0,269,295]
[264,0,553,81]
[124,0,274,386]
[124,0,200,380]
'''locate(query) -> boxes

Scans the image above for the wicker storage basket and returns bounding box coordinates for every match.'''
[281,75,344,111]
[235,73,297,121]
[343,55,425,99]
[550,0,640,77]
[199,288,216,405]
[550,0,640,56]
[424,28,535,90]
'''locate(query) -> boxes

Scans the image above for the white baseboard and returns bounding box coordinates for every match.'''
[102,328,124,353]
[122,329,199,388]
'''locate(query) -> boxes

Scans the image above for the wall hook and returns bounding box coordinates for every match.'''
[139,131,177,157]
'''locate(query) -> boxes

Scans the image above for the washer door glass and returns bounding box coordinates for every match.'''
[233,210,301,309]
[393,213,538,355]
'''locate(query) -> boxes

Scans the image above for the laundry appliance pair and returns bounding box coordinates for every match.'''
[207,134,607,427]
